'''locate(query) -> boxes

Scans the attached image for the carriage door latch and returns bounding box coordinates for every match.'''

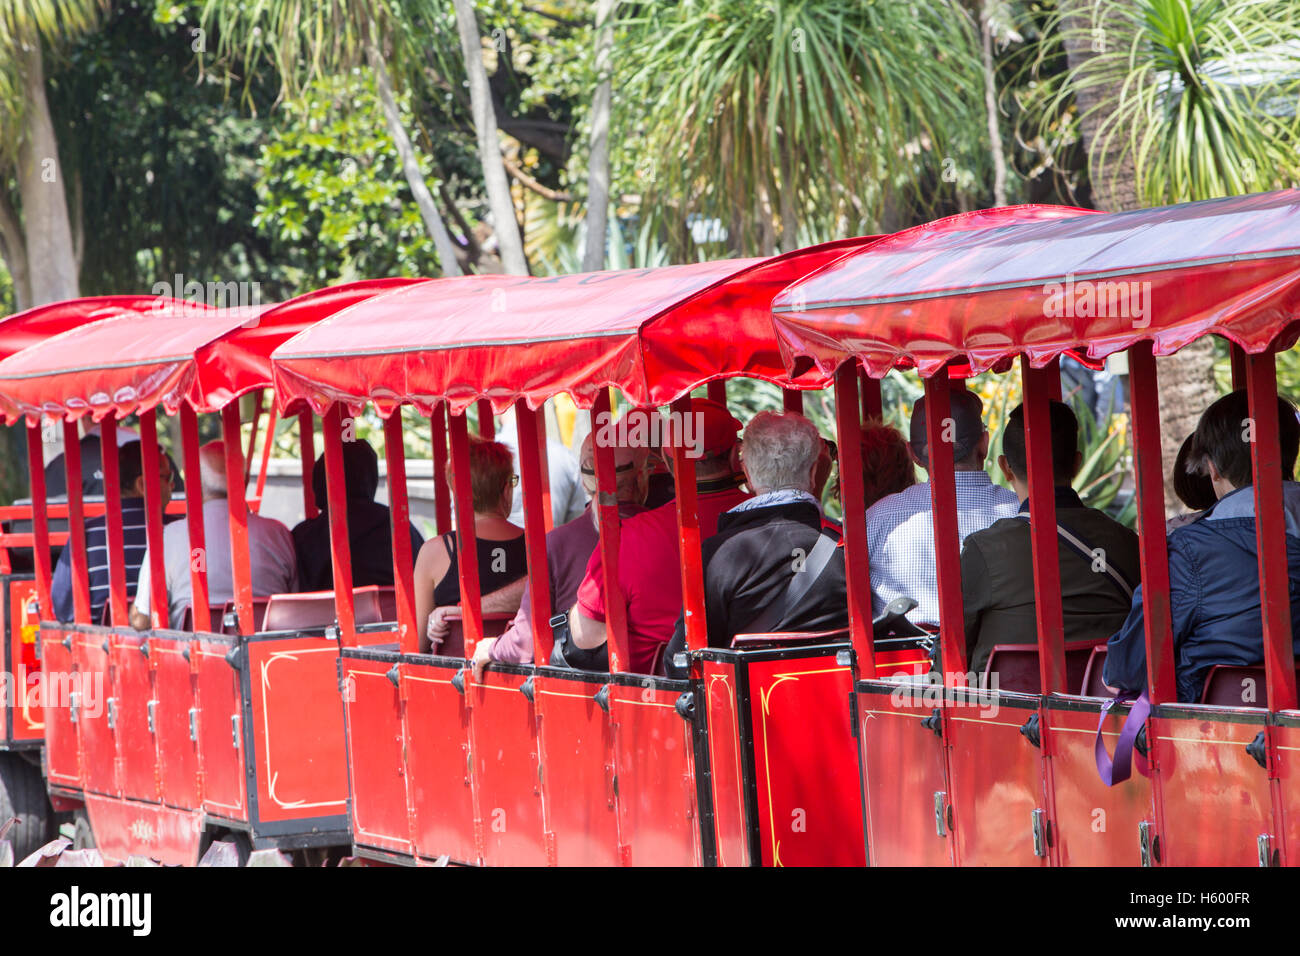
[933,791,952,837]
[1138,820,1160,866]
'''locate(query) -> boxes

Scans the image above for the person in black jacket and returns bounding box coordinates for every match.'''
[664,411,847,674]
[291,441,424,593]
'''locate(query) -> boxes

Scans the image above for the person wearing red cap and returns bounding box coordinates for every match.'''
[567,398,750,674]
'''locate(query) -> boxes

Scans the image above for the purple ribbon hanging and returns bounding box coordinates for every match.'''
[1095,688,1151,786]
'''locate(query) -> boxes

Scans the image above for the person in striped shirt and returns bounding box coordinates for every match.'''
[51,441,173,624]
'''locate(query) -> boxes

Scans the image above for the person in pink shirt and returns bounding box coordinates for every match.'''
[567,398,749,674]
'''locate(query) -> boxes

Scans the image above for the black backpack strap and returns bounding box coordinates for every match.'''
[1013,514,1135,601]
[741,532,838,636]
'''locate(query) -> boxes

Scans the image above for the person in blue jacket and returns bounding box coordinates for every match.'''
[1105,390,1300,702]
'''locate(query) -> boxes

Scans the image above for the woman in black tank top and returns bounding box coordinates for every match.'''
[414,437,527,652]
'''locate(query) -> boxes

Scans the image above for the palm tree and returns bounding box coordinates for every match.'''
[0,0,107,310]
[1050,0,1300,512]
[619,0,988,257]
[200,0,465,275]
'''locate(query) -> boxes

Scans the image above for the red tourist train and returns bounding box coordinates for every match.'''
[0,190,1296,865]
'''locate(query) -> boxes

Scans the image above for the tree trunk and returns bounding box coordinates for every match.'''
[581,0,618,272]
[1059,0,1217,515]
[15,43,78,306]
[451,0,530,276]
[0,190,33,311]
[980,0,1008,207]
[366,37,464,277]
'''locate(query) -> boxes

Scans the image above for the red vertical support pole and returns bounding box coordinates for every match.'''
[859,366,883,422]
[25,423,53,619]
[61,422,92,624]
[1230,343,1248,391]
[448,410,484,656]
[1022,363,1066,694]
[139,411,169,629]
[298,409,319,520]
[179,406,210,631]
[536,412,554,534]
[383,412,418,653]
[432,404,453,536]
[591,390,629,674]
[477,399,495,441]
[244,390,264,487]
[782,388,804,414]
[221,404,255,635]
[516,401,555,663]
[707,381,727,407]
[322,404,357,646]
[99,415,129,626]
[1045,356,1063,403]
[924,371,968,679]
[1246,353,1297,712]
[252,404,278,513]
[671,396,706,659]
[1127,343,1177,703]
[835,364,875,676]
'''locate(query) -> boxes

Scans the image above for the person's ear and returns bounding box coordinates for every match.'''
[997,455,1015,484]
[977,430,991,458]
[133,476,148,498]
[1072,449,1084,480]
[1206,456,1222,483]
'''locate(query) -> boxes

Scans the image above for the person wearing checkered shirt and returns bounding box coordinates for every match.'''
[865,387,1017,627]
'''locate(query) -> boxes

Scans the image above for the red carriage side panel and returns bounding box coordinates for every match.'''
[402,658,477,864]
[152,636,201,810]
[110,632,159,803]
[703,658,751,866]
[82,793,203,866]
[856,680,953,867]
[535,671,620,866]
[341,651,413,857]
[1043,699,1154,866]
[1152,708,1274,866]
[1276,711,1300,866]
[468,668,547,866]
[40,626,79,790]
[944,691,1048,866]
[610,680,701,867]
[243,634,349,827]
[73,630,117,797]
[745,652,865,867]
[195,635,247,821]
[7,579,43,744]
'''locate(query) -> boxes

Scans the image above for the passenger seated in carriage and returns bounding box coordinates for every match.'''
[291,441,424,592]
[662,411,848,677]
[130,441,298,630]
[416,437,528,653]
[858,418,916,509]
[470,425,650,679]
[566,398,750,674]
[1105,391,1300,701]
[961,400,1139,678]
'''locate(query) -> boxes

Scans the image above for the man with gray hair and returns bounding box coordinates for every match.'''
[665,410,847,670]
[131,441,298,631]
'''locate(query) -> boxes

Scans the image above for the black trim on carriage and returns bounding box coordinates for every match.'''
[1151,702,1268,725]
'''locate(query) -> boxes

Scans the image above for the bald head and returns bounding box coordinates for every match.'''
[198,441,229,499]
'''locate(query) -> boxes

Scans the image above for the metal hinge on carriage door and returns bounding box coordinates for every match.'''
[934,791,952,837]
[1138,820,1160,867]
[1031,808,1050,858]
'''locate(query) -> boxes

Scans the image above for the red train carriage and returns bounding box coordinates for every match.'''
[773,188,1300,866]
[0,280,423,863]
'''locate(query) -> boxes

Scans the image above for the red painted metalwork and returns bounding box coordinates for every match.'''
[321,404,357,645]
[195,634,246,820]
[1021,362,1066,694]
[61,421,91,625]
[6,579,44,743]
[1230,342,1248,389]
[24,423,52,619]
[244,390,264,486]
[1127,343,1177,704]
[111,631,156,801]
[1045,357,1063,403]
[339,654,409,855]
[38,627,78,790]
[179,406,210,631]
[81,793,204,866]
[98,416,129,626]
[139,410,169,629]
[477,399,495,440]
[431,404,452,536]
[298,410,318,520]
[252,402,278,511]
[400,657,475,863]
[447,411,484,655]
[670,396,705,657]
[514,401,553,663]
[590,390,629,673]
[707,380,727,406]
[782,388,803,413]
[923,371,967,679]
[383,413,419,652]
[834,363,874,676]
[220,404,255,636]
[151,635,199,808]
[859,366,882,422]
[536,411,553,535]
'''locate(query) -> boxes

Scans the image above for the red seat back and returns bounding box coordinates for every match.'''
[730,628,850,650]
[1080,645,1116,697]
[262,591,338,633]
[984,641,1102,694]
[220,597,270,636]
[437,607,517,658]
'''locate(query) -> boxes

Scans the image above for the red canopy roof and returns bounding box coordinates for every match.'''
[271,238,877,417]
[773,192,1300,379]
[0,278,425,423]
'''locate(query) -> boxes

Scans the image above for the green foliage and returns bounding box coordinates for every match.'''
[252,73,441,290]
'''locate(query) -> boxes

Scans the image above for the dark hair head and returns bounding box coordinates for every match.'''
[1173,433,1218,511]
[1001,400,1079,484]
[1188,390,1300,490]
[312,440,381,510]
[118,440,145,494]
[860,419,916,508]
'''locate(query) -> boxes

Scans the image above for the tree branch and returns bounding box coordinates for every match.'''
[502,155,574,201]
